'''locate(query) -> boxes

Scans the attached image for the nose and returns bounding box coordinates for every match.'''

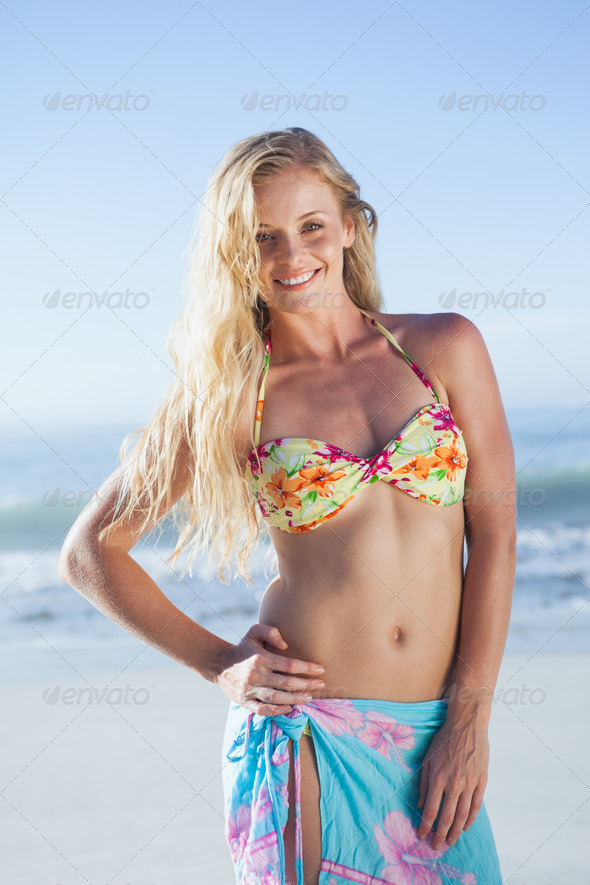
[274,233,308,268]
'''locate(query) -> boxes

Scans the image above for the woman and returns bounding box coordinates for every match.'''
[59,127,516,885]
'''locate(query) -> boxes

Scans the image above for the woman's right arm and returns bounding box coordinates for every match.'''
[57,446,234,682]
[58,445,325,710]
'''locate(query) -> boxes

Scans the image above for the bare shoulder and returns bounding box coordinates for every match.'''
[371,309,488,374]
[373,307,481,347]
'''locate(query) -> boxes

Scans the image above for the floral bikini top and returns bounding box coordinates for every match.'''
[245,308,468,533]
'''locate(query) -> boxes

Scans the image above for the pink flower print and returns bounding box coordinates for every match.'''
[365,449,397,478]
[323,442,364,463]
[429,405,459,435]
[306,699,365,735]
[356,711,416,771]
[243,839,275,877]
[278,781,289,805]
[226,803,252,863]
[244,871,280,885]
[255,493,271,518]
[270,723,290,765]
[374,808,448,884]
[254,783,273,822]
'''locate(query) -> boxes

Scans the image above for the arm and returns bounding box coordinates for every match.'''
[58,442,325,707]
[58,451,234,683]
[416,313,517,848]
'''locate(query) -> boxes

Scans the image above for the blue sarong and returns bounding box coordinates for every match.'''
[222,697,502,884]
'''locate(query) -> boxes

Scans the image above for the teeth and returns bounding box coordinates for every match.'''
[278,269,317,285]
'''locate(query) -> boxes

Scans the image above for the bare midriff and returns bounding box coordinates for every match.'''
[257,479,465,703]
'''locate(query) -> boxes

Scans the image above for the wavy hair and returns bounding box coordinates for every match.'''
[97,127,383,584]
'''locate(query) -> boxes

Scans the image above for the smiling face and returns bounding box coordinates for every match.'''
[253,166,355,315]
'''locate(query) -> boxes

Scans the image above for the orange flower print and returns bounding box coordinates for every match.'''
[287,495,356,532]
[432,438,467,482]
[291,464,348,497]
[392,455,436,481]
[262,467,306,511]
[255,399,264,423]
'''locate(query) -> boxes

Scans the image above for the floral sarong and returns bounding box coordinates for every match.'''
[221,696,502,884]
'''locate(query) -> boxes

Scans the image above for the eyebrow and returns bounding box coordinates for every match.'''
[258,210,328,229]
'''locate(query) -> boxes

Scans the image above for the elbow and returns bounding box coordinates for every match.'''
[58,530,95,583]
[58,538,78,583]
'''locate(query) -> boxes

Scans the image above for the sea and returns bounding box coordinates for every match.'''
[1,405,588,683]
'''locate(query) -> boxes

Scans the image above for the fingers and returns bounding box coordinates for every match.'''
[429,791,460,851]
[236,624,326,716]
[417,779,444,843]
[265,671,326,694]
[245,671,326,716]
[463,781,486,831]
[417,759,429,810]
[259,650,326,679]
[419,781,483,850]
[248,624,289,649]
[247,625,326,677]
[444,792,473,846]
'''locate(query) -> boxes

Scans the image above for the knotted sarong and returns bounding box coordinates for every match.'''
[221,697,502,884]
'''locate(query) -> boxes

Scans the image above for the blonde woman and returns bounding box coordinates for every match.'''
[59,127,515,885]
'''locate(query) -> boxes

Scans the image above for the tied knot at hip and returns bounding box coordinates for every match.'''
[227,703,313,762]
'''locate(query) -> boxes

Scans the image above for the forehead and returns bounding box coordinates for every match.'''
[254,168,337,217]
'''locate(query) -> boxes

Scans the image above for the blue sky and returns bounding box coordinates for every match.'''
[1,0,589,433]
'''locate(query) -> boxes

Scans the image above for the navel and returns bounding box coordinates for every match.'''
[392,625,403,642]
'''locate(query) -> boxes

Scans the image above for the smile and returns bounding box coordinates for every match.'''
[275,268,322,287]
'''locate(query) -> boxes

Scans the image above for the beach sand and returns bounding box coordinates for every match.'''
[2,650,588,884]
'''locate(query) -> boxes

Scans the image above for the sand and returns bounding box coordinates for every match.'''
[2,650,588,884]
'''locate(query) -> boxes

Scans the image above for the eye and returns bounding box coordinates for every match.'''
[255,222,323,243]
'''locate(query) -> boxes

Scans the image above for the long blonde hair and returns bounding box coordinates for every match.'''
[97,127,383,584]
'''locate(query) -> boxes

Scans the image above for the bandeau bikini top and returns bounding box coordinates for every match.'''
[245,308,468,533]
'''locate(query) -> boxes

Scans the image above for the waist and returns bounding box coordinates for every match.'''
[258,588,460,703]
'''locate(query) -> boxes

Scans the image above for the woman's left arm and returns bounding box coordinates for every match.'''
[416,312,517,851]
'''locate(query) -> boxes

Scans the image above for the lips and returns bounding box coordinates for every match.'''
[274,267,322,287]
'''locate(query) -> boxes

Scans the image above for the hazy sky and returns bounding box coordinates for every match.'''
[2,0,589,435]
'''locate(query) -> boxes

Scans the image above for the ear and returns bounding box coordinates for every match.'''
[343,213,356,249]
